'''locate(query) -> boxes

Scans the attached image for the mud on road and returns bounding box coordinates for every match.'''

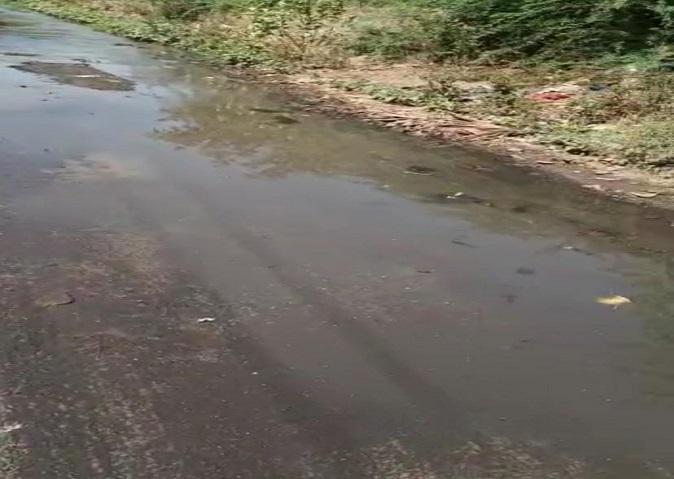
[1,6,674,479]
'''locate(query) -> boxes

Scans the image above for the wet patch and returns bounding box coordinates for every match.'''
[0,18,34,29]
[272,114,299,125]
[250,107,294,114]
[43,155,144,182]
[2,52,40,57]
[10,62,134,91]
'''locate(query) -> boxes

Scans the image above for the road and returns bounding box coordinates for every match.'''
[1,7,674,479]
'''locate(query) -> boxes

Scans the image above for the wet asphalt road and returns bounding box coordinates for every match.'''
[1,7,674,479]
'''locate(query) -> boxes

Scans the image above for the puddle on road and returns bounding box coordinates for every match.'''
[11,61,134,90]
[1,6,674,479]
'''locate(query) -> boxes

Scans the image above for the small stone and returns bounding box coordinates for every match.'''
[35,291,75,307]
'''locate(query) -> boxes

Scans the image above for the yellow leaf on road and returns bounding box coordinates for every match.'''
[630,191,659,199]
[596,296,632,307]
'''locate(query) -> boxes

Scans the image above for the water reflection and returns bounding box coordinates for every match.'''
[151,79,674,257]
[151,72,674,430]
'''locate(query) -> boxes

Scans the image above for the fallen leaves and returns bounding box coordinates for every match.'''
[582,184,605,192]
[596,296,632,308]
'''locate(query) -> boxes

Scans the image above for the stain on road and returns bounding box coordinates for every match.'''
[11,61,134,90]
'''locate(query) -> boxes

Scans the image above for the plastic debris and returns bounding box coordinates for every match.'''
[197,317,216,323]
[0,423,22,434]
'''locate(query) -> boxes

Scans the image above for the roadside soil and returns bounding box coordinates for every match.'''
[270,62,674,210]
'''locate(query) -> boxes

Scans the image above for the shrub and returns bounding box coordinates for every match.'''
[347,6,478,60]
[249,0,347,64]
[151,0,212,20]
[433,0,674,61]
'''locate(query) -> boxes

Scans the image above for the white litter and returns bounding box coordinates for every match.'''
[0,423,22,434]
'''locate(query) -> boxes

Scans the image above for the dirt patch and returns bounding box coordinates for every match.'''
[323,57,430,89]
[10,62,134,91]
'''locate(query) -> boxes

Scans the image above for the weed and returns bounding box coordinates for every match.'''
[248,0,347,65]
[567,73,674,124]
[0,431,21,478]
[347,6,478,61]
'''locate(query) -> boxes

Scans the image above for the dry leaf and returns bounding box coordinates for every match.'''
[630,191,659,199]
[596,296,632,307]
[582,184,605,192]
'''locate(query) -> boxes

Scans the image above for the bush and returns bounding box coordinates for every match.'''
[249,0,347,64]
[151,0,212,19]
[151,0,250,19]
[348,6,478,60]
[434,0,674,60]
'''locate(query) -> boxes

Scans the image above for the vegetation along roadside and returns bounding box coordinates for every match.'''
[4,0,674,201]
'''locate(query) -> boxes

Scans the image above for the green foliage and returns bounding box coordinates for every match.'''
[545,119,674,168]
[621,118,674,166]
[18,0,673,62]
[151,0,210,20]
[248,0,346,63]
[567,73,674,124]
[349,0,674,61]
[5,0,269,64]
[437,0,673,60]
[150,0,254,19]
[348,7,437,59]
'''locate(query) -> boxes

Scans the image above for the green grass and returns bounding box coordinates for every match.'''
[331,66,674,169]
[3,0,270,66]
[0,431,21,478]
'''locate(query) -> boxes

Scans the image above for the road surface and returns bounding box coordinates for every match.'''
[1,7,674,478]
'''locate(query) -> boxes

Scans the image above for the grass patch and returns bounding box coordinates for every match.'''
[330,64,674,168]
[0,430,22,478]
[3,0,271,65]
